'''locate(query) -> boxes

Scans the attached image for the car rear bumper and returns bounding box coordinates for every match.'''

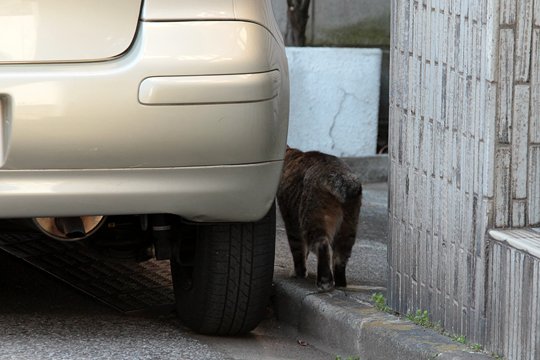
[0,20,288,221]
[0,20,289,170]
[0,161,282,222]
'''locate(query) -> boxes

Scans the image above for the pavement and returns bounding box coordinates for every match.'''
[271,155,494,359]
[0,154,495,359]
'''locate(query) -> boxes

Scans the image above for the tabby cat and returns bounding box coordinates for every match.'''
[277,146,362,291]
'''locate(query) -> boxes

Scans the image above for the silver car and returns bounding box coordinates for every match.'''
[0,0,289,335]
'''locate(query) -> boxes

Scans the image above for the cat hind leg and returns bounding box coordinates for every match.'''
[289,235,308,279]
[332,236,353,287]
[315,237,334,292]
[333,253,348,288]
[333,198,361,288]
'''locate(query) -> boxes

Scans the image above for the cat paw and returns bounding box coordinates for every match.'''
[317,278,335,292]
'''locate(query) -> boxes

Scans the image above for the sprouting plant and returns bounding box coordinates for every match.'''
[451,334,466,344]
[371,292,391,313]
[470,343,483,352]
[449,334,486,353]
[406,309,431,327]
[400,309,486,354]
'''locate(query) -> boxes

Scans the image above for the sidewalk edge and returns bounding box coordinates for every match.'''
[272,278,493,360]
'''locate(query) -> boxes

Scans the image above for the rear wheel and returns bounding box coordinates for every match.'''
[170,204,276,335]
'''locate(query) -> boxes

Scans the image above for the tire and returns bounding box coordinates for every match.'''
[170,203,276,335]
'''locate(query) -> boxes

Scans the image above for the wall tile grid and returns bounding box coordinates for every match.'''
[489,240,540,359]
[390,0,540,347]
[495,0,540,228]
[389,0,496,343]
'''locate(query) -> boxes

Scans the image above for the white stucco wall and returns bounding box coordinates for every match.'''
[286,47,381,157]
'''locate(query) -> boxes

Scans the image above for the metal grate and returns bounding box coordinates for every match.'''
[0,230,175,313]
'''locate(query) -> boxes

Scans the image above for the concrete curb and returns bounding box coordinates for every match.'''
[272,278,493,360]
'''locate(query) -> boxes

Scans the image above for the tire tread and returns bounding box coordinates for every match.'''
[171,204,276,335]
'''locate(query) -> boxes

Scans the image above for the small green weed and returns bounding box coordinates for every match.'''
[406,309,431,327]
[470,343,483,352]
[451,334,466,344]
[335,356,360,360]
[371,292,392,313]
[370,301,489,356]
[399,308,488,355]
[448,334,487,353]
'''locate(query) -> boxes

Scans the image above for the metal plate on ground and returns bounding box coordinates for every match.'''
[0,230,175,314]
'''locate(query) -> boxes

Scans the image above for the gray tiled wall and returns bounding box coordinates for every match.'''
[388,0,540,347]
[489,236,540,359]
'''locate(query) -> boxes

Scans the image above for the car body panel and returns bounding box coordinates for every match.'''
[0,0,289,222]
[233,0,284,47]
[142,0,283,47]
[0,162,281,221]
[0,21,288,170]
[138,71,280,105]
[141,0,235,21]
[0,0,142,63]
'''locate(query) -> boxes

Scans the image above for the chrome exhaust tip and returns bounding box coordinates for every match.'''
[33,216,106,241]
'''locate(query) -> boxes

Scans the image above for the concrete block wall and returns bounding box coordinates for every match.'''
[488,229,540,359]
[388,0,497,344]
[494,1,540,228]
[389,0,540,353]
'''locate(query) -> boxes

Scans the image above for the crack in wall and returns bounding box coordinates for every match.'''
[329,88,360,154]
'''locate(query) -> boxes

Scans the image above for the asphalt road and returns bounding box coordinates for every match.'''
[0,182,387,359]
[0,250,335,360]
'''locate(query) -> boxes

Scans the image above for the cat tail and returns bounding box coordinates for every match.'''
[321,172,363,203]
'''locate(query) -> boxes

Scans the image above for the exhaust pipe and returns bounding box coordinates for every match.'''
[33,216,106,241]
[54,217,86,239]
